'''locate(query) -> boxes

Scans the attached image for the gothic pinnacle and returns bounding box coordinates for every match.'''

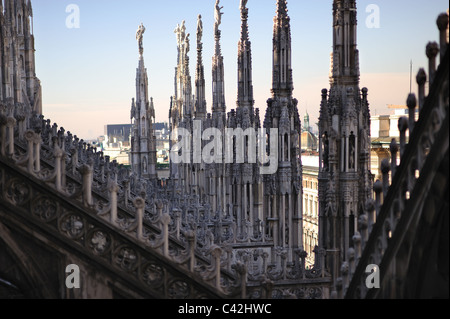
[271,0,293,97]
[239,0,250,45]
[275,0,289,24]
[237,0,254,109]
[195,14,207,120]
[330,0,360,85]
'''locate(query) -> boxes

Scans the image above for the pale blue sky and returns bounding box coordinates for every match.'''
[32,0,448,139]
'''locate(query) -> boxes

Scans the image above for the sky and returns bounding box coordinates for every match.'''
[32,0,448,140]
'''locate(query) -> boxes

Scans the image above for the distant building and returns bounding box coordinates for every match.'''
[100,122,170,168]
[301,112,319,152]
[104,124,132,145]
[153,122,170,165]
[301,131,318,152]
[302,154,320,268]
[370,107,417,181]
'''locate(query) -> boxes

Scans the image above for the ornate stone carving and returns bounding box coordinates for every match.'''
[88,230,111,255]
[5,179,31,206]
[32,195,59,222]
[214,0,224,31]
[115,246,138,272]
[60,214,84,239]
[196,15,203,47]
[168,280,190,299]
[142,262,165,288]
[136,23,146,56]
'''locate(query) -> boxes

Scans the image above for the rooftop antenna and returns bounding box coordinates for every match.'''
[410,60,413,94]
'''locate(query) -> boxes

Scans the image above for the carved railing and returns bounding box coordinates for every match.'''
[343,12,449,299]
[244,245,331,299]
[0,159,233,299]
[0,107,246,298]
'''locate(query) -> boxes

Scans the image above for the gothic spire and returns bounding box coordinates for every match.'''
[182,32,193,119]
[214,0,224,56]
[271,0,293,98]
[173,20,193,120]
[212,0,226,121]
[27,0,33,17]
[131,23,157,181]
[237,0,254,110]
[195,14,207,120]
[276,0,289,25]
[318,1,372,290]
[330,0,360,86]
[135,24,148,107]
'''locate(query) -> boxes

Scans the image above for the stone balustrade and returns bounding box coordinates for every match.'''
[0,110,244,298]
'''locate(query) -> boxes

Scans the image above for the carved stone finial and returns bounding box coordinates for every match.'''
[407,94,417,110]
[133,197,146,210]
[373,180,383,194]
[390,138,399,154]
[362,87,368,98]
[416,68,427,86]
[437,12,449,31]
[381,159,391,175]
[426,42,439,59]
[398,117,409,132]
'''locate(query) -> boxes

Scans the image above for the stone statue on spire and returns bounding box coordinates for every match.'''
[197,14,203,46]
[181,20,186,42]
[185,33,190,56]
[174,20,186,49]
[136,23,146,56]
[214,0,224,34]
[240,0,248,11]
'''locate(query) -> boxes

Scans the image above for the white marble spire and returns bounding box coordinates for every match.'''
[237,0,254,110]
[212,0,226,121]
[271,0,293,98]
[195,14,207,120]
